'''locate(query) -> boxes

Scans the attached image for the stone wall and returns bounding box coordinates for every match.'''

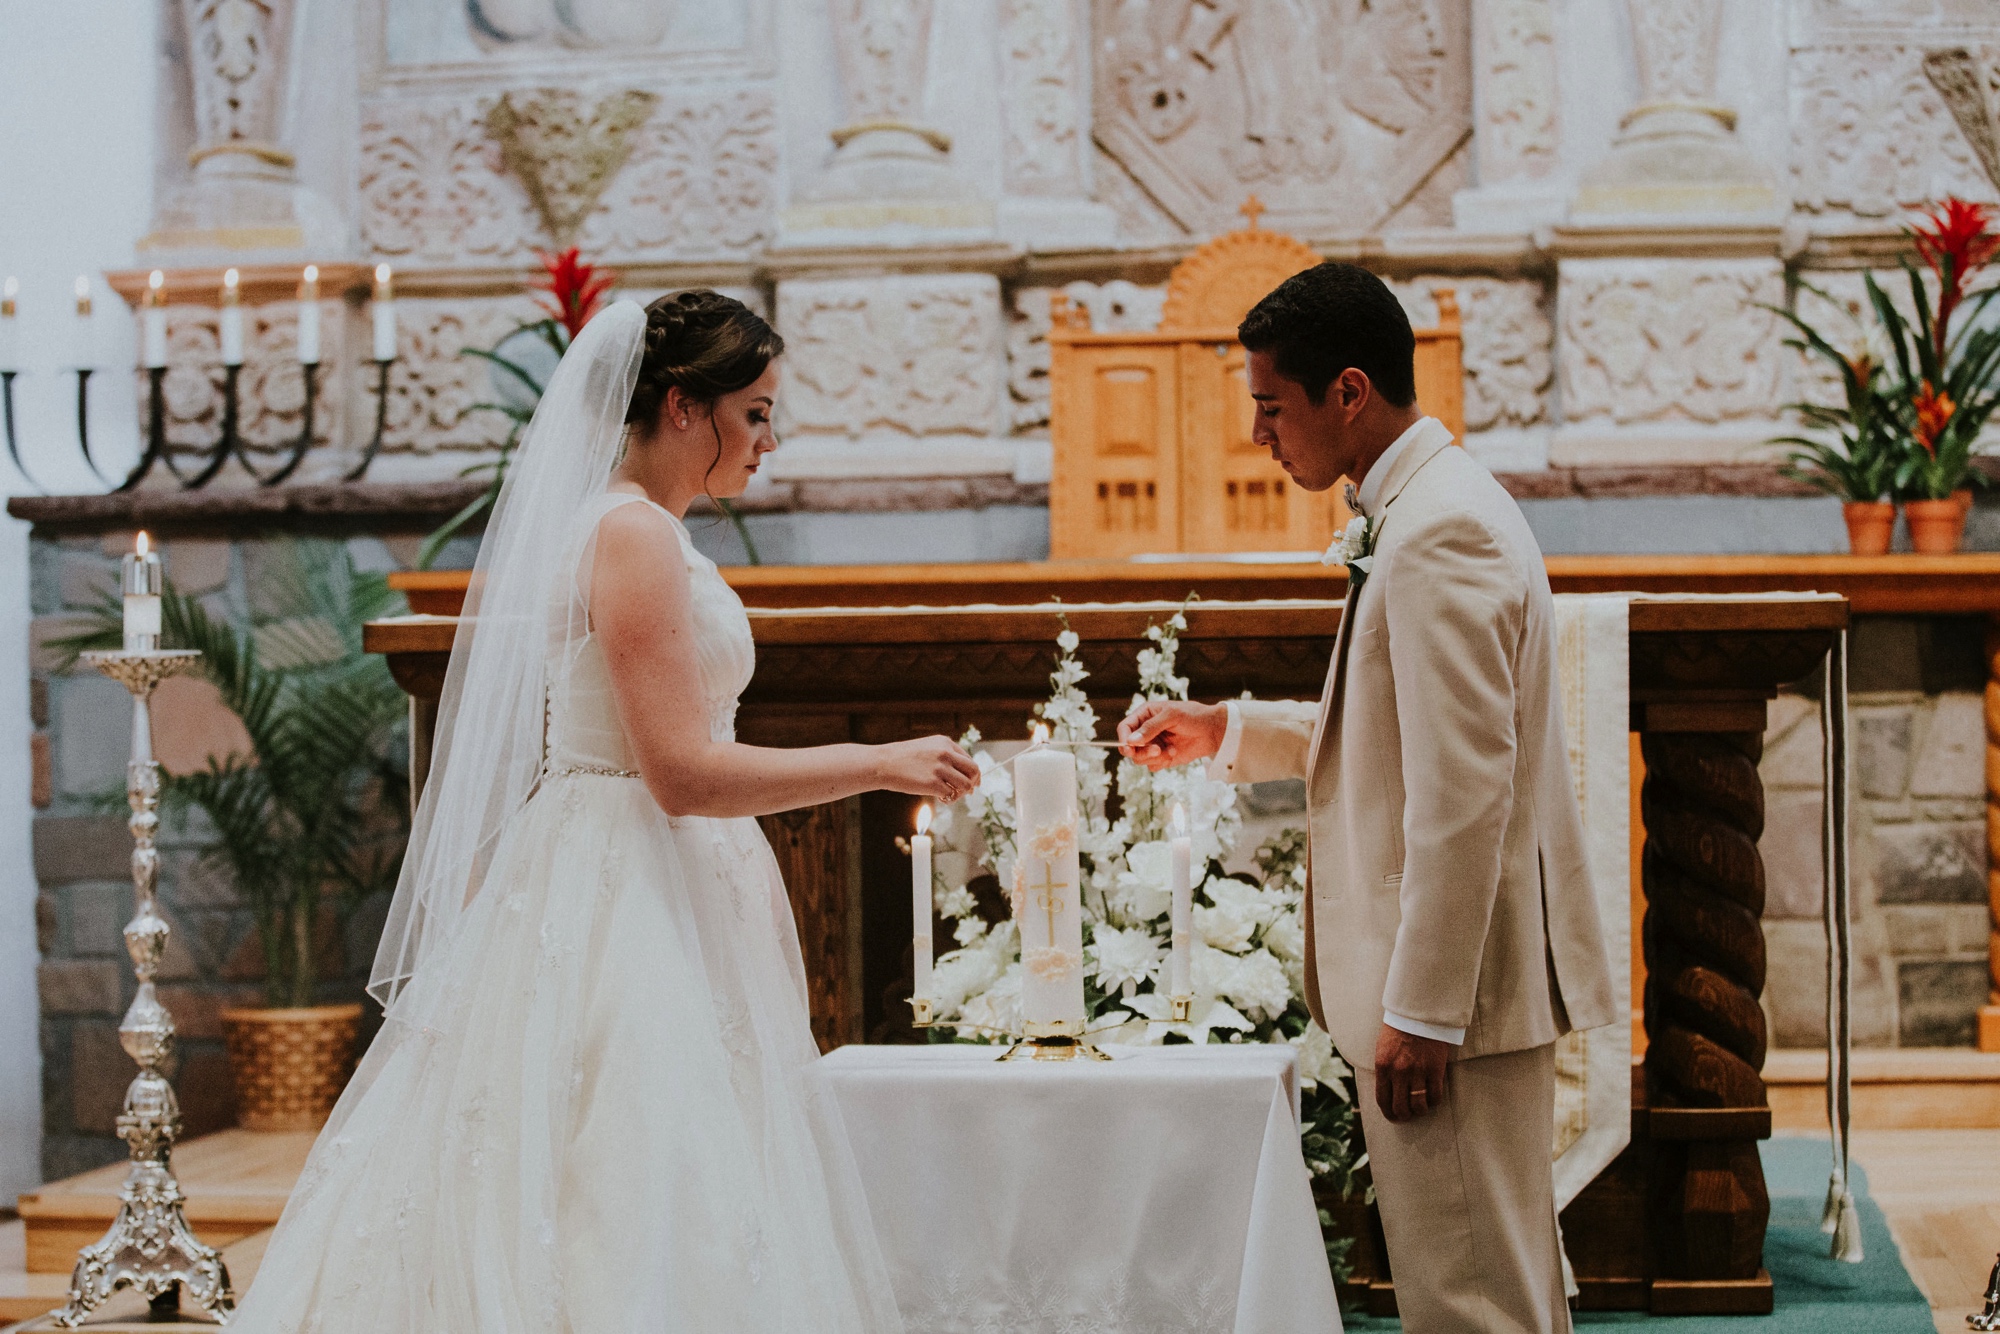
[1760,616,1993,1050]
[26,509,472,1179]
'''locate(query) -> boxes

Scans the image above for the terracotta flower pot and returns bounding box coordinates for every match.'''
[1904,497,1968,555]
[219,1002,364,1131]
[1840,501,1896,556]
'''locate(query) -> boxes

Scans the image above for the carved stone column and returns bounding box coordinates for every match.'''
[787,0,990,235]
[1572,0,1778,218]
[1454,0,1566,230]
[143,0,342,261]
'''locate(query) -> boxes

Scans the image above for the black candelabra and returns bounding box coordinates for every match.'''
[0,355,397,493]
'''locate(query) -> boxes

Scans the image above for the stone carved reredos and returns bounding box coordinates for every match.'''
[830,0,934,125]
[1091,0,1471,236]
[485,88,659,245]
[999,0,1087,194]
[1475,0,1558,184]
[466,0,675,51]
[1558,260,1784,426]
[361,90,776,262]
[184,0,295,162]
[1923,48,2000,191]
[158,308,341,461]
[778,276,1003,440]
[1444,279,1552,433]
[1791,45,1999,217]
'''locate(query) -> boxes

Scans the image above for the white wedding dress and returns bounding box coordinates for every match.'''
[231,492,903,1332]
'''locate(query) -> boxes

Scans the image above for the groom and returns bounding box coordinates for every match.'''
[1119,264,1615,1334]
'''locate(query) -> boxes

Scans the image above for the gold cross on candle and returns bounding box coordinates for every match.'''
[1029,863,1068,942]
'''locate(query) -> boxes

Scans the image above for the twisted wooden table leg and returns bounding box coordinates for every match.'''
[1981,619,2000,1052]
[1640,728,1771,1284]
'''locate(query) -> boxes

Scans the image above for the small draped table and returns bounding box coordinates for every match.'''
[813,1043,1342,1334]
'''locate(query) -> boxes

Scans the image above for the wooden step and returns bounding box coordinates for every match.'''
[1767,1049,2000,1130]
[15,1131,312,1275]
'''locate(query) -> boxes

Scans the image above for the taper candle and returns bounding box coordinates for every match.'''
[297,265,320,366]
[121,531,163,652]
[0,277,17,373]
[1169,801,1192,999]
[912,803,934,1002]
[143,271,167,370]
[219,269,243,367]
[72,276,96,370]
[371,263,396,361]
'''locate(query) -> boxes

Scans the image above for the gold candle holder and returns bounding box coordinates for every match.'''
[1169,994,1192,1023]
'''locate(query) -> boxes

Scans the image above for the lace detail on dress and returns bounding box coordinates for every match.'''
[904,1264,1233,1334]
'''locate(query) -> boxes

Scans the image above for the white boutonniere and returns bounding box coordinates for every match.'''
[1323,511,1377,593]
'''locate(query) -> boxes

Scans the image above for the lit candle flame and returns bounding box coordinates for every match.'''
[916,803,932,836]
[1169,801,1187,839]
[303,264,318,284]
[374,262,393,295]
[221,268,240,306]
[148,270,163,292]
[135,531,150,558]
[73,275,91,314]
[1030,722,1049,747]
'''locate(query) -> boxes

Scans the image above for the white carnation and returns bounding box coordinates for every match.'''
[1292,1022,1350,1094]
[1216,947,1292,1022]
[1263,909,1305,961]
[1090,925,1163,992]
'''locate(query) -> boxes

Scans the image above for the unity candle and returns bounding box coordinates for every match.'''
[219,269,244,367]
[121,532,162,652]
[297,266,321,366]
[911,803,934,1006]
[1014,727,1085,1034]
[142,271,167,370]
[1169,802,1193,1000]
[371,264,397,362]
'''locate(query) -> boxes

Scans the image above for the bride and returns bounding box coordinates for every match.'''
[230,292,976,1331]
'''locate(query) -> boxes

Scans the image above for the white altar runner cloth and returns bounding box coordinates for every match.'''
[814,1043,1342,1334]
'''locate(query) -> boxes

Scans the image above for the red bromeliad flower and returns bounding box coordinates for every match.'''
[1910,197,2000,359]
[532,248,616,341]
[1912,380,1956,453]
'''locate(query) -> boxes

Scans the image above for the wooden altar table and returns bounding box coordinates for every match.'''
[367,585,1845,1314]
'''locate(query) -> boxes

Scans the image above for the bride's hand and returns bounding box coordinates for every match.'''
[875,736,983,803]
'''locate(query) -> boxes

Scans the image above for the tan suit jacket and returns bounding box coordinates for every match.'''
[1218,425,1616,1067]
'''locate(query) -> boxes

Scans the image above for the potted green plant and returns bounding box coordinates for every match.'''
[64,542,410,1129]
[1881,199,2000,552]
[1770,324,1899,555]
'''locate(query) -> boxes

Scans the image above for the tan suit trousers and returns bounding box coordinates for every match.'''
[1355,1042,1569,1334]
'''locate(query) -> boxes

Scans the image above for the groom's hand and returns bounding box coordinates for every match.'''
[1117,700,1227,770]
[1374,1024,1451,1123]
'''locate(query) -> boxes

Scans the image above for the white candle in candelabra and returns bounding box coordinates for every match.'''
[143,271,167,370]
[371,263,396,362]
[912,803,934,1004]
[72,276,96,370]
[1014,723,1086,1034]
[1169,801,1193,999]
[219,269,244,367]
[121,531,163,651]
[297,265,320,366]
[0,277,17,373]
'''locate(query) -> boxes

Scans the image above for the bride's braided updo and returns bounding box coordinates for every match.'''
[624,290,784,429]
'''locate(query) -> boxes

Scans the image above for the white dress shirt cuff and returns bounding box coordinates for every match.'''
[1205,701,1245,781]
[1383,1010,1466,1046]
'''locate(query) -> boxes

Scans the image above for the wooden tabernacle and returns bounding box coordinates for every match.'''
[1045,199,1464,559]
[367,577,1850,1314]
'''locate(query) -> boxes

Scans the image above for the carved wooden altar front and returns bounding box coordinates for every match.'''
[1045,207,1465,559]
[367,583,1846,1314]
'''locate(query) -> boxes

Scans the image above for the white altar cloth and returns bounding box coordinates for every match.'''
[814,1043,1342,1334]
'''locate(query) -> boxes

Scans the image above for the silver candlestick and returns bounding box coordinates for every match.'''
[53,646,233,1327]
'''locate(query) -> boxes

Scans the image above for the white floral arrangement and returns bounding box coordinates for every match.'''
[920,607,1369,1268]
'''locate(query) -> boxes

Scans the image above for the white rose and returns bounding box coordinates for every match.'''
[1119,841,1174,921]
[1292,1022,1344,1091]
[1264,909,1305,961]
[1216,947,1292,1022]
[1196,899,1257,953]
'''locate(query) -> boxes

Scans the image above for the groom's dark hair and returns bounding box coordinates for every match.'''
[1238,262,1417,408]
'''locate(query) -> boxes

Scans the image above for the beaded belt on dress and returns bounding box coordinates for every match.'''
[544,762,641,779]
